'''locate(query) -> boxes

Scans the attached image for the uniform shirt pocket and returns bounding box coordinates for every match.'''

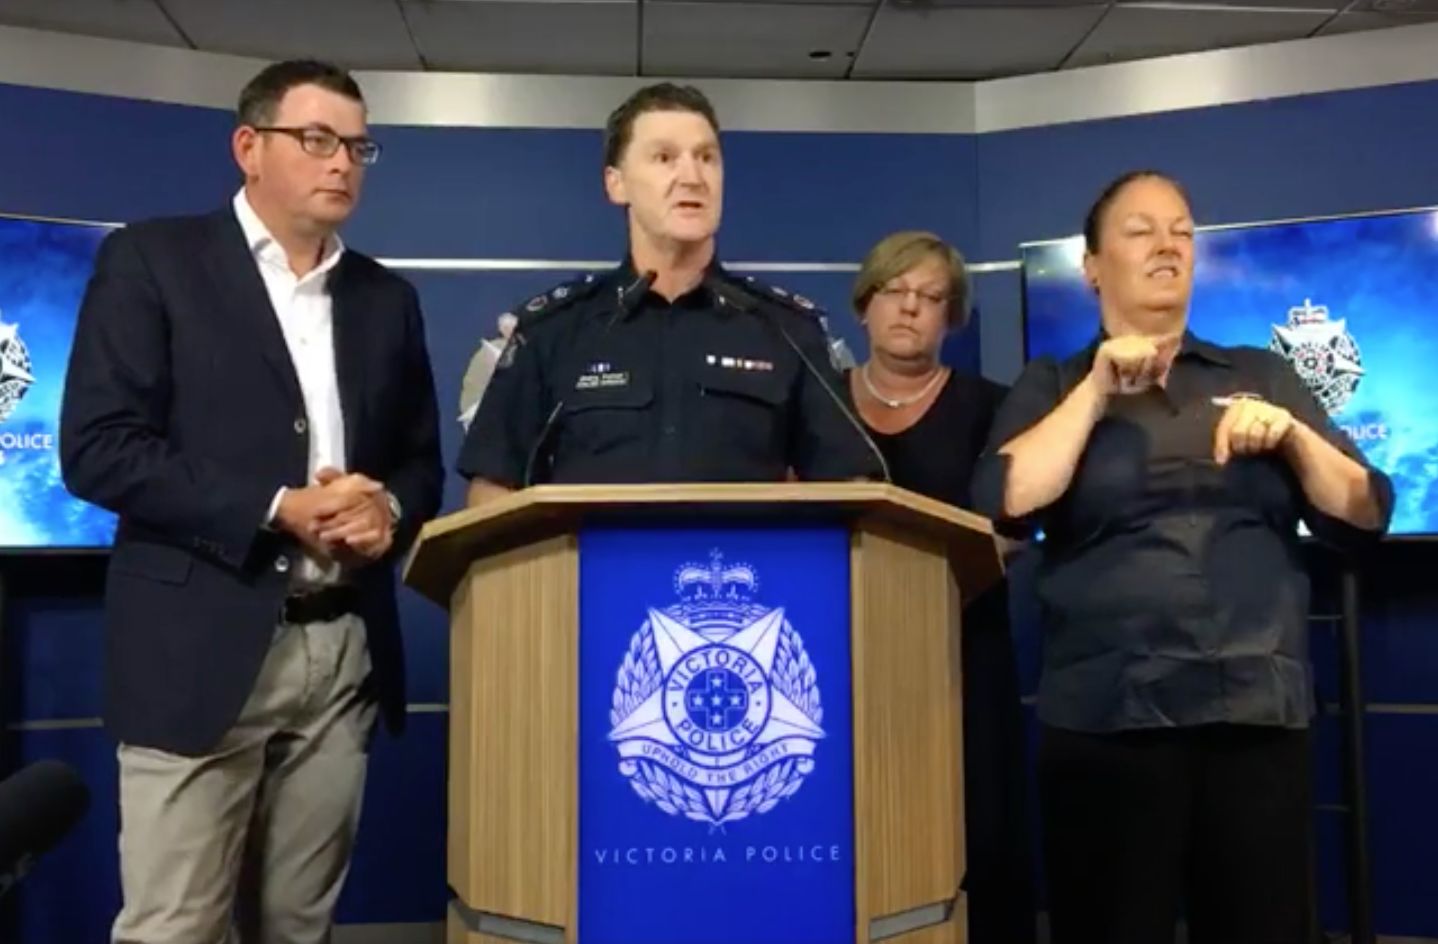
[695,364,787,461]
[561,374,655,456]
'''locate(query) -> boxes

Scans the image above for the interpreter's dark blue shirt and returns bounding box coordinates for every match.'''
[971,333,1393,733]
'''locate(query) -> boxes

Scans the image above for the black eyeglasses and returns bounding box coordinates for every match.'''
[252,126,382,166]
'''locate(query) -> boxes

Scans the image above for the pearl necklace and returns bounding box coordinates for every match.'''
[860,363,946,409]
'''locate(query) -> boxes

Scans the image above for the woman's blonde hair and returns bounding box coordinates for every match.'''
[852,231,971,329]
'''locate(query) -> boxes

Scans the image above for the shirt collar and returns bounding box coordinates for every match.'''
[1176,331,1232,366]
[1082,327,1232,367]
[1064,327,1231,388]
[231,189,345,279]
[614,252,728,320]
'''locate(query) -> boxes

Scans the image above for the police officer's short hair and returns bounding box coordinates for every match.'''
[237,59,364,128]
[603,83,721,168]
[852,231,971,330]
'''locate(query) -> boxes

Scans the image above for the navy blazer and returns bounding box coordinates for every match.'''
[60,208,443,756]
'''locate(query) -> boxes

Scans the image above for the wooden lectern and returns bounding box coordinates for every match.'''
[404,483,1002,944]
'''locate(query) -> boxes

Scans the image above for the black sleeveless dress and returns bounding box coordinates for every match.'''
[857,369,1037,944]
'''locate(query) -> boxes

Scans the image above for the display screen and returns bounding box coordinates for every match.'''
[0,213,116,550]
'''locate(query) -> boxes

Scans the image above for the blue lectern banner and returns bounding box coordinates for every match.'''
[578,524,855,944]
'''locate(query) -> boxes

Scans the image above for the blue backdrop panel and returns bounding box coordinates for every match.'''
[353,126,977,264]
[578,524,853,944]
[336,713,450,925]
[974,80,1438,262]
[720,132,978,263]
[1352,542,1438,705]
[1365,713,1438,935]
[0,84,237,226]
[6,584,105,723]
[351,127,621,261]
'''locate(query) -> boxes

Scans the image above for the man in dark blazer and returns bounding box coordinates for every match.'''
[60,59,442,944]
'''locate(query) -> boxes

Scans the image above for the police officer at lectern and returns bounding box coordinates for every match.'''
[457,83,883,499]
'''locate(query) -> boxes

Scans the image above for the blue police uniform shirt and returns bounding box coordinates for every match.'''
[457,259,882,486]
[970,332,1393,733]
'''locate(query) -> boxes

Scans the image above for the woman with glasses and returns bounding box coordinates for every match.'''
[848,230,1037,944]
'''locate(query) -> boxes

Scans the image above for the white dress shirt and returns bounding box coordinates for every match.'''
[233,190,347,588]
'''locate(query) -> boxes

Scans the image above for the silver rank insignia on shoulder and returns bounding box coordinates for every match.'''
[495,325,526,369]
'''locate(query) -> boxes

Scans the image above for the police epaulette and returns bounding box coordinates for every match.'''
[734,275,826,320]
[507,272,607,332]
[731,274,857,372]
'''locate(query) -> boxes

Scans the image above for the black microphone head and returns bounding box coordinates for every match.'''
[620,270,658,308]
[0,760,90,873]
[704,274,756,313]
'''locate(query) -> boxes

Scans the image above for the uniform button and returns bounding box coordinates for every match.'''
[294,418,307,435]
[275,555,291,574]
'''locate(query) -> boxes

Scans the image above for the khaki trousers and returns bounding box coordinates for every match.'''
[112,614,377,944]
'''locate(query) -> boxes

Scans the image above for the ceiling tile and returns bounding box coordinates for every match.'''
[1067,5,1331,68]
[639,0,873,6]
[643,2,872,77]
[161,0,423,68]
[1351,0,1438,11]
[1319,10,1438,33]
[1130,0,1344,7]
[854,5,1107,78]
[402,0,636,74]
[0,0,185,46]
[897,0,1156,6]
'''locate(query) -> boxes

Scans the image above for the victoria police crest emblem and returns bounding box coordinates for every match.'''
[0,315,36,424]
[608,551,824,827]
[1269,298,1364,414]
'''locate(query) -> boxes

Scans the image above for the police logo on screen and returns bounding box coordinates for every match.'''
[608,551,824,827]
[1269,299,1364,414]
[0,314,35,425]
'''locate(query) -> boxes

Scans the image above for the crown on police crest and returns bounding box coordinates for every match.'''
[1287,298,1331,326]
[671,550,761,636]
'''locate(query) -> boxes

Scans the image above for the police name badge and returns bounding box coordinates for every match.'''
[576,361,630,390]
[608,551,824,827]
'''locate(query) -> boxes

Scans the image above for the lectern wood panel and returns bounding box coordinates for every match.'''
[851,521,966,944]
[449,534,579,935]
